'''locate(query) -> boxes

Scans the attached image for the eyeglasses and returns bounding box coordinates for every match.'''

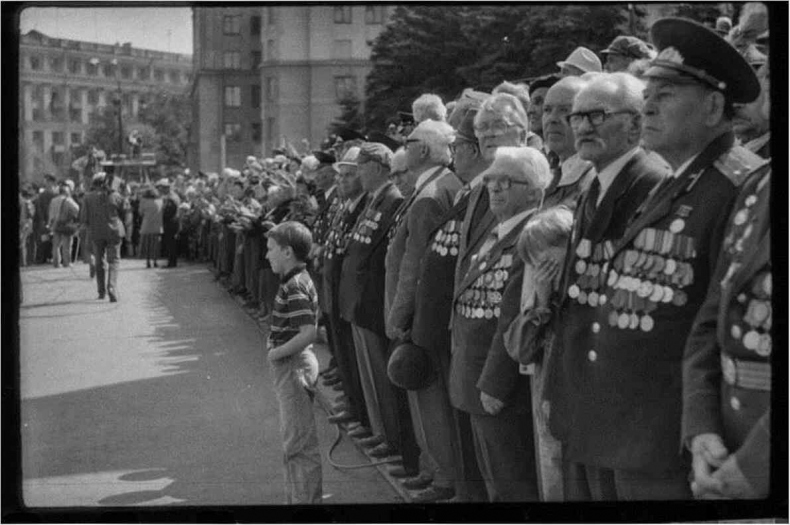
[473,119,520,136]
[565,109,636,128]
[389,170,408,180]
[482,175,531,191]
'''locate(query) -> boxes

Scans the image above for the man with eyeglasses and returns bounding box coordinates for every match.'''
[552,18,769,501]
[450,146,552,502]
[388,148,412,196]
[548,72,670,500]
[408,89,491,502]
[384,119,462,494]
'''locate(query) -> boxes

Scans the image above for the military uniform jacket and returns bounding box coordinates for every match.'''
[449,211,535,415]
[385,167,461,338]
[552,134,762,474]
[411,190,473,374]
[682,168,771,496]
[338,182,404,335]
[321,193,370,317]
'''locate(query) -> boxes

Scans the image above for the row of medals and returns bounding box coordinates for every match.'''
[568,219,697,332]
[431,219,461,257]
[324,216,353,259]
[352,210,383,245]
[725,187,771,357]
[455,254,513,320]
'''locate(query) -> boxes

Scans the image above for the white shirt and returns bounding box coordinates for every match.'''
[497,207,536,241]
[673,153,700,179]
[592,147,640,206]
[345,191,367,212]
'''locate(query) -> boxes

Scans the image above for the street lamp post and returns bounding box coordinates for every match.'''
[94,57,124,156]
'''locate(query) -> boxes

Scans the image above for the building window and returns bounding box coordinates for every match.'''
[265,77,278,102]
[223,51,241,69]
[251,51,261,70]
[265,39,277,61]
[87,61,99,76]
[267,6,276,25]
[252,122,262,143]
[70,132,82,145]
[334,75,357,100]
[30,55,42,70]
[223,15,241,35]
[87,89,99,105]
[224,123,242,142]
[169,70,181,84]
[266,117,275,149]
[122,93,133,115]
[333,40,352,59]
[49,56,63,72]
[138,67,150,80]
[334,6,352,24]
[33,131,44,152]
[68,58,81,74]
[365,5,385,24]
[251,85,261,109]
[154,68,165,81]
[103,63,116,78]
[224,86,241,107]
[52,131,64,145]
[251,14,261,35]
[121,65,132,79]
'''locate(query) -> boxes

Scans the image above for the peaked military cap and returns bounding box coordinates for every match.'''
[398,111,415,125]
[336,128,367,142]
[645,17,760,104]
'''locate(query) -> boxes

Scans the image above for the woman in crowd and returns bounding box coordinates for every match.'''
[138,186,164,268]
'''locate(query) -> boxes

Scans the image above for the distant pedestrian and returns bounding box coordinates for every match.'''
[48,180,80,268]
[265,221,323,504]
[158,178,181,268]
[138,186,164,268]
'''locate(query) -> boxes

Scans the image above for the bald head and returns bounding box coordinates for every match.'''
[542,76,589,161]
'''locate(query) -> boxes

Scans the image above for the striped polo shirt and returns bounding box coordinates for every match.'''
[268,264,319,348]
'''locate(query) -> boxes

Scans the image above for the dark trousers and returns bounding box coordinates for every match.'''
[563,461,692,501]
[469,410,539,502]
[452,409,489,502]
[93,239,121,296]
[163,228,178,267]
[327,315,369,429]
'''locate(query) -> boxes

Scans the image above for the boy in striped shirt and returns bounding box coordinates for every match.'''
[265,221,322,504]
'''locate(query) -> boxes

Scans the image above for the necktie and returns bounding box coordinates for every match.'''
[454,184,471,206]
[582,177,601,236]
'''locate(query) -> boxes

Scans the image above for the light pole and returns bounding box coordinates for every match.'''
[94,57,124,155]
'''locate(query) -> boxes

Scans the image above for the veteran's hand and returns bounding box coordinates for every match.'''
[480,391,505,416]
[690,433,729,498]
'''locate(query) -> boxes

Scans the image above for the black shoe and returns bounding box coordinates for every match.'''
[108,291,118,303]
[146,261,151,268]
[153,261,159,268]
[89,265,96,278]
[401,472,433,490]
[98,293,105,300]
[410,485,455,503]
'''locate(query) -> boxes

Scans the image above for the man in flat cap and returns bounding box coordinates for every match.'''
[551,17,769,500]
[557,46,603,78]
[600,35,657,73]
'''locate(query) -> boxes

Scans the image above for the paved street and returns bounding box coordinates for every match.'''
[19,261,401,507]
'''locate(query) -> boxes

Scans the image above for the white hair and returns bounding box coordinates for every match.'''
[412,93,447,122]
[492,81,531,116]
[475,92,528,131]
[391,147,408,172]
[410,120,456,166]
[301,155,320,172]
[489,146,552,190]
[583,72,647,114]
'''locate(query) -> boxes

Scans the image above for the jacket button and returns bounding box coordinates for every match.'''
[599,294,607,305]
[730,396,741,411]
[588,350,597,362]
[591,322,600,333]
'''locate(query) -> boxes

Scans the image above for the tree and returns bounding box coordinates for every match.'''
[327,93,364,136]
[671,3,725,28]
[364,5,645,130]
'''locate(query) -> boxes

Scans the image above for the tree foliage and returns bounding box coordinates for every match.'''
[364,4,643,131]
[327,93,365,136]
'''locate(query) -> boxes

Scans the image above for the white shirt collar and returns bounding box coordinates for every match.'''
[497,207,536,241]
[346,191,366,211]
[324,185,335,200]
[469,172,485,189]
[558,154,593,188]
[672,153,700,179]
[593,147,640,205]
[744,132,770,154]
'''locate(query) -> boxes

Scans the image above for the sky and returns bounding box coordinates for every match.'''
[19,6,193,55]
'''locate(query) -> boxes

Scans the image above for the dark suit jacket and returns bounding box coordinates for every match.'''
[682,167,771,496]
[386,168,461,338]
[411,191,471,375]
[80,189,129,243]
[338,182,403,335]
[455,184,496,294]
[551,136,761,474]
[449,211,534,415]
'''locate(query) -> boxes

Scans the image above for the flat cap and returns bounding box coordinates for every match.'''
[447,88,489,142]
[557,46,602,73]
[645,17,760,104]
[358,142,394,167]
[387,342,436,391]
[601,35,656,60]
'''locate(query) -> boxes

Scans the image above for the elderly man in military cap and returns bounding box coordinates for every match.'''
[450,146,552,502]
[550,17,769,501]
[600,35,657,73]
[336,143,404,444]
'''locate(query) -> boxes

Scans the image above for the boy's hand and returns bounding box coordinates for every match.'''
[267,347,281,363]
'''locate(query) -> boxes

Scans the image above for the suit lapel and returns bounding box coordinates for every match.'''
[586,152,645,243]
[367,184,401,254]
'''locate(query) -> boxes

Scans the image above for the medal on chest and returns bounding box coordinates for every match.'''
[731,270,772,357]
[455,253,513,320]
[431,219,461,258]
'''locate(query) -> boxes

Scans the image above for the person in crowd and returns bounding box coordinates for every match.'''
[265,221,322,504]
[449,146,551,502]
[159,178,182,268]
[80,172,130,302]
[388,148,411,197]
[506,205,574,501]
[727,2,768,67]
[34,173,58,264]
[550,18,768,501]
[385,118,461,500]
[715,16,733,38]
[48,180,80,268]
[336,142,404,448]
[491,81,543,150]
[556,46,602,77]
[19,187,36,267]
[527,74,560,144]
[599,35,656,73]
[410,88,490,503]
[412,93,447,123]
[682,166,771,500]
[138,186,164,268]
[320,147,372,447]
[733,62,770,158]
[540,76,596,208]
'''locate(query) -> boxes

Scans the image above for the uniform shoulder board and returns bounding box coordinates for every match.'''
[713,146,769,187]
